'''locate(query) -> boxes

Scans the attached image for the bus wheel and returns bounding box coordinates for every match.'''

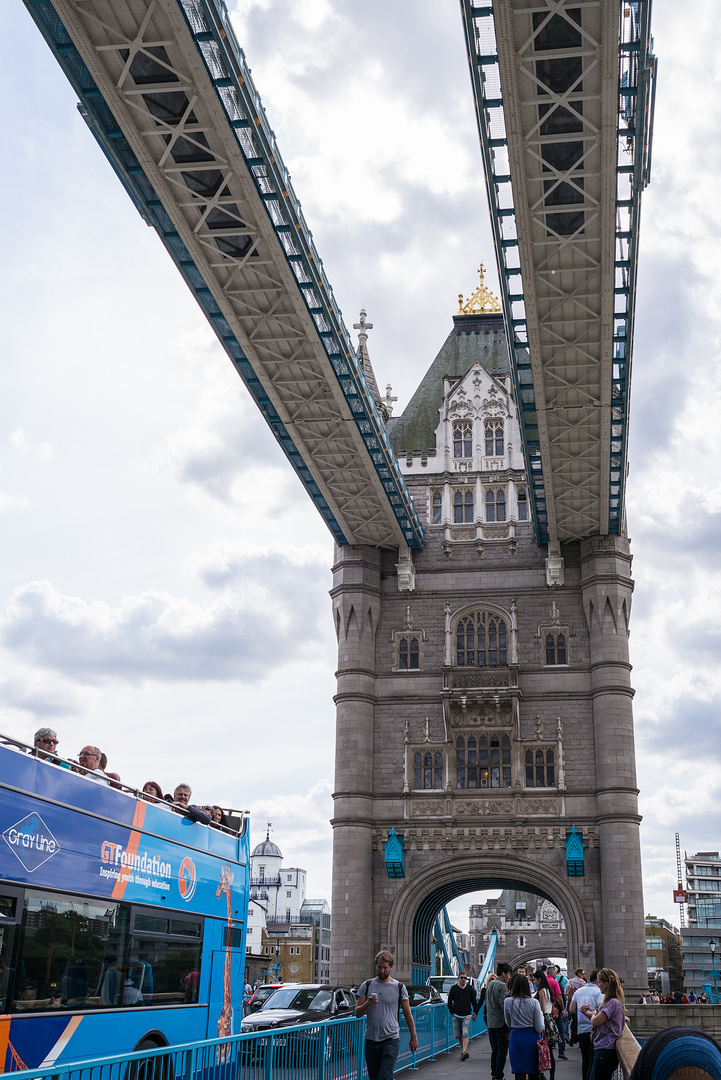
[126,1036,171,1080]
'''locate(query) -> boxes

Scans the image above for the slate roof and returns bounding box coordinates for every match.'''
[388,312,510,453]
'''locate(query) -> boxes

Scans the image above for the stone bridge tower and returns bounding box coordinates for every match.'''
[329,277,647,992]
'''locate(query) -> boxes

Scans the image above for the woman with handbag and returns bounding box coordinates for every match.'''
[504,973,545,1080]
[581,968,626,1080]
[533,970,559,1080]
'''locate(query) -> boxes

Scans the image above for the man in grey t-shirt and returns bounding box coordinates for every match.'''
[356,951,418,1080]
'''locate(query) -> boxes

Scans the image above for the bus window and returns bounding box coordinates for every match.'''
[129,912,203,1006]
[0,894,19,1012]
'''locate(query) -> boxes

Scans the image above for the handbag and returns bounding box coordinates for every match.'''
[538,1032,551,1073]
[544,1014,559,1047]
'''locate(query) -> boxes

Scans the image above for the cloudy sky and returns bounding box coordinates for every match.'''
[2,0,720,940]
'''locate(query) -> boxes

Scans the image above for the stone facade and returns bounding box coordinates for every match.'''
[469,892,567,974]
[329,309,647,993]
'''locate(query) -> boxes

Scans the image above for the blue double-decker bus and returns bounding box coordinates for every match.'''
[0,736,250,1071]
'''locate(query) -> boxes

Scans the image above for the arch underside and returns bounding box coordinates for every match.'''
[391,854,591,982]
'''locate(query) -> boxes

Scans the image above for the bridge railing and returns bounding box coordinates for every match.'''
[1,1005,487,1080]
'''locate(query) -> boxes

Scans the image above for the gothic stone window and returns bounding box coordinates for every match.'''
[485,487,506,521]
[485,419,504,456]
[454,489,474,523]
[525,747,556,788]
[517,486,528,520]
[456,733,512,788]
[398,636,420,670]
[414,750,444,789]
[545,632,567,665]
[432,490,442,524]
[453,421,473,459]
[456,609,507,666]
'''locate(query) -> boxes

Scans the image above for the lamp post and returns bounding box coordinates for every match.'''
[710,939,718,1004]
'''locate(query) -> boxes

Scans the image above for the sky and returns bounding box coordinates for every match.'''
[2,0,721,942]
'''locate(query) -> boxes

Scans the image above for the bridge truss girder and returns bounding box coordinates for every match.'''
[25,0,423,551]
[461,0,656,547]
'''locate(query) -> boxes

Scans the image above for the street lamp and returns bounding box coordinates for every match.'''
[709,939,718,1004]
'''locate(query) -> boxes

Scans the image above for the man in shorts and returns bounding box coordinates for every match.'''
[356,950,418,1080]
[447,972,478,1060]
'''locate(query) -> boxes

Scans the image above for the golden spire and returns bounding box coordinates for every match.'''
[457,263,502,315]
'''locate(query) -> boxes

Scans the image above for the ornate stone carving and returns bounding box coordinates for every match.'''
[523,798,557,814]
[451,529,475,541]
[412,800,445,816]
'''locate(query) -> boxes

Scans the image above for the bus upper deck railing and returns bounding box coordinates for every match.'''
[0,732,248,837]
[0,1005,488,1080]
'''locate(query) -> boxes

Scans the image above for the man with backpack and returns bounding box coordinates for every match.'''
[355,950,419,1080]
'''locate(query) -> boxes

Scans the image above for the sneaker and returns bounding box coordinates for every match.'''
[461,1052,469,1061]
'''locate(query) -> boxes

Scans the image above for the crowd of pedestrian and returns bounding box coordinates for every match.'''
[28,727,229,827]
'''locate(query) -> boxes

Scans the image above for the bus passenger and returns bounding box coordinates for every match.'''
[142,781,165,802]
[33,728,71,769]
[75,746,111,784]
[172,784,211,824]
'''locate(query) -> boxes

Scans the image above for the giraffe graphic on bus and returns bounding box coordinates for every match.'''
[215,863,234,1063]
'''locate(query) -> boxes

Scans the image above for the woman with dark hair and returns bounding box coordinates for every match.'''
[142,781,164,801]
[628,1025,721,1080]
[581,968,625,1080]
[533,969,557,1080]
[504,972,544,1080]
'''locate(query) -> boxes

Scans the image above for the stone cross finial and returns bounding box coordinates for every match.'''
[403,605,413,629]
[424,718,431,742]
[535,715,543,741]
[383,384,397,416]
[353,309,373,342]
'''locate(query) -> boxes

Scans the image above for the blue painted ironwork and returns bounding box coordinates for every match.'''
[460,0,656,544]
[384,827,405,878]
[23,0,423,551]
[433,906,464,975]
[5,999,490,1080]
[565,825,585,877]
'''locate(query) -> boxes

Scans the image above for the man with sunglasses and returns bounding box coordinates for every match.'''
[33,728,71,769]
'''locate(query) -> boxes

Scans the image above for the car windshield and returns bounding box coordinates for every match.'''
[428,978,458,994]
[261,987,333,1012]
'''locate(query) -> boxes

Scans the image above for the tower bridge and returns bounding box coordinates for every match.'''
[23,0,654,992]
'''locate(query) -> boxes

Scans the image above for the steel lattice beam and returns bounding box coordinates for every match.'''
[461,0,656,546]
[25,0,423,551]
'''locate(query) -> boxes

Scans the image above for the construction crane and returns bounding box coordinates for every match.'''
[674,832,686,928]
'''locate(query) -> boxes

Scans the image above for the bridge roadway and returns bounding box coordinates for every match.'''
[405,1031,583,1080]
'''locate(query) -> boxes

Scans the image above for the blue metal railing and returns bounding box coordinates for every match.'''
[1,1005,487,1080]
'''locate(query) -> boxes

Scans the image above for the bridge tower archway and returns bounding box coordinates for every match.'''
[388,854,591,983]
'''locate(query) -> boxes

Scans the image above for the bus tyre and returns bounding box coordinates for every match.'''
[127,1036,171,1080]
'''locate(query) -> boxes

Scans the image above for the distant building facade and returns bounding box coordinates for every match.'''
[681,851,721,996]
[469,890,566,973]
[246,831,332,982]
[645,916,683,994]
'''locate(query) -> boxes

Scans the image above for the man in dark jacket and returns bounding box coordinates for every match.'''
[447,972,478,1060]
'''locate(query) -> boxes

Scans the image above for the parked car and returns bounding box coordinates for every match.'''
[406,984,444,1008]
[240,984,357,1065]
[426,975,480,1002]
[247,982,283,1012]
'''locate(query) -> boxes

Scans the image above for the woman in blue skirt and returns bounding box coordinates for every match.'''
[504,973,545,1080]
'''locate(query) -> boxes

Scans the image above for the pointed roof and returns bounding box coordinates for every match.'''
[353,309,385,415]
[388,310,509,453]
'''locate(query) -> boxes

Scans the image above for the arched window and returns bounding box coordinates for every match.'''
[398,637,420,670]
[517,487,528,520]
[455,610,508,666]
[485,488,506,522]
[525,748,556,788]
[545,632,567,665]
[456,733,511,788]
[453,421,473,459]
[485,420,504,456]
[453,490,474,524]
[432,491,442,524]
[414,751,443,789]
